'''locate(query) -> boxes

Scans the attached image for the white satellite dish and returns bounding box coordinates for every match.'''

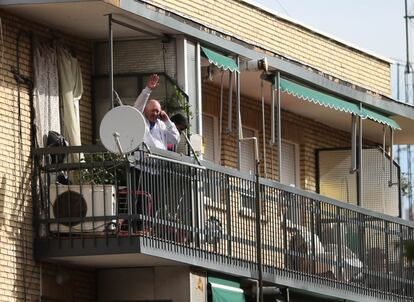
[99,105,146,154]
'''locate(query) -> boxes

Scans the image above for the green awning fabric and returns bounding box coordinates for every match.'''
[201,47,239,73]
[208,277,246,302]
[361,108,401,130]
[280,78,401,130]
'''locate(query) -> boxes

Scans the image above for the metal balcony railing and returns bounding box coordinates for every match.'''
[33,145,414,301]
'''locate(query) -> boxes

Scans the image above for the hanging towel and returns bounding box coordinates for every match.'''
[57,46,83,162]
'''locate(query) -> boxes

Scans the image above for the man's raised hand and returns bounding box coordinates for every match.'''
[146,74,160,90]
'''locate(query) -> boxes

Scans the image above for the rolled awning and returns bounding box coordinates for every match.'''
[208,277,246,302]
[201,47,239,73]
[280,78,401,130]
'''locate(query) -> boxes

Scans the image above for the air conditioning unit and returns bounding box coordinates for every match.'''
[49,184,116,233]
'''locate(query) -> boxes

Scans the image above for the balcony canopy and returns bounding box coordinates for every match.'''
[280,78,401,130]
[208,277,246,302]
[201,47,240,73]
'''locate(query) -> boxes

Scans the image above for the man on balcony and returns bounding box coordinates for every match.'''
[134,74,180,150]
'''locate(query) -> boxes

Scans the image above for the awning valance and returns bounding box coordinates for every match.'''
[201,47,239,73]
[361,108,401,130]
[280,78,401,130]
[208,277,246,302]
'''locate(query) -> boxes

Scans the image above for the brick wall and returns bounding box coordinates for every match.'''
[147,0,391,96]
[203,82,363,192]
[0,11,94,301]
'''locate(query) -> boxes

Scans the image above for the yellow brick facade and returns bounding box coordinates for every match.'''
[0,1,395,300]
[0,11,94,301]
[149,0,391,96]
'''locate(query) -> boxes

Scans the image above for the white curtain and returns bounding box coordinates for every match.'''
[33,40,60,147]
[57,46,83,162]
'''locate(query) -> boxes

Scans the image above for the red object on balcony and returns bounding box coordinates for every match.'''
[117,187,153,235]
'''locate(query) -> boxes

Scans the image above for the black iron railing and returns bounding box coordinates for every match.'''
[33,145,414,301]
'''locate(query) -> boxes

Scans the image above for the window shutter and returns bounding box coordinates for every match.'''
[240,128,256,174]
[202,115,215,162]
[281,141,297,187]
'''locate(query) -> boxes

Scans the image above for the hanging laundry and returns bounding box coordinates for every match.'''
[33,39,60,147]
[57,45,83,163]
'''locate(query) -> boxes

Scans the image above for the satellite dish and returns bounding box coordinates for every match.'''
[99,105,146,154]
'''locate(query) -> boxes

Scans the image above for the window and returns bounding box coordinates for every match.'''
[281,140,299,187]
[240,190,255,215]
[240,127,256,174]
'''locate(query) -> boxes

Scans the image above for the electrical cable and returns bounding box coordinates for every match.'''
[16,29,28,302]
[274,0,291,17]
[0,17,4,85]
[13,29,34,302]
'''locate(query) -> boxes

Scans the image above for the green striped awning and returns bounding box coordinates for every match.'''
[280,78,401,130]
[208,277,246,302]
[201,47,239,73]
[361,108,401,130]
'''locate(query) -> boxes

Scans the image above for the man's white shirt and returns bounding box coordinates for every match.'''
[133,87,180,150]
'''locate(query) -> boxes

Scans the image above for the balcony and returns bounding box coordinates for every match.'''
[33,145,414,301]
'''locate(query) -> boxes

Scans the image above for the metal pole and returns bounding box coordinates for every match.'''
[276,73,282,181]
[236,56,241,170]
[261,80,267,178]
[108,14,114,109]
[350,115,357,173]
[389,127,396,187]
[196,43,203,135]
[405,0,411,74]
[271,77,275,144]
[227,72,233,133]
[357,104,363,206]
[254,140,263,302]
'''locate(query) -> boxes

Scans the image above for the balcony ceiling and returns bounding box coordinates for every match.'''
[2,1,179,40]
[47,252,183,268]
